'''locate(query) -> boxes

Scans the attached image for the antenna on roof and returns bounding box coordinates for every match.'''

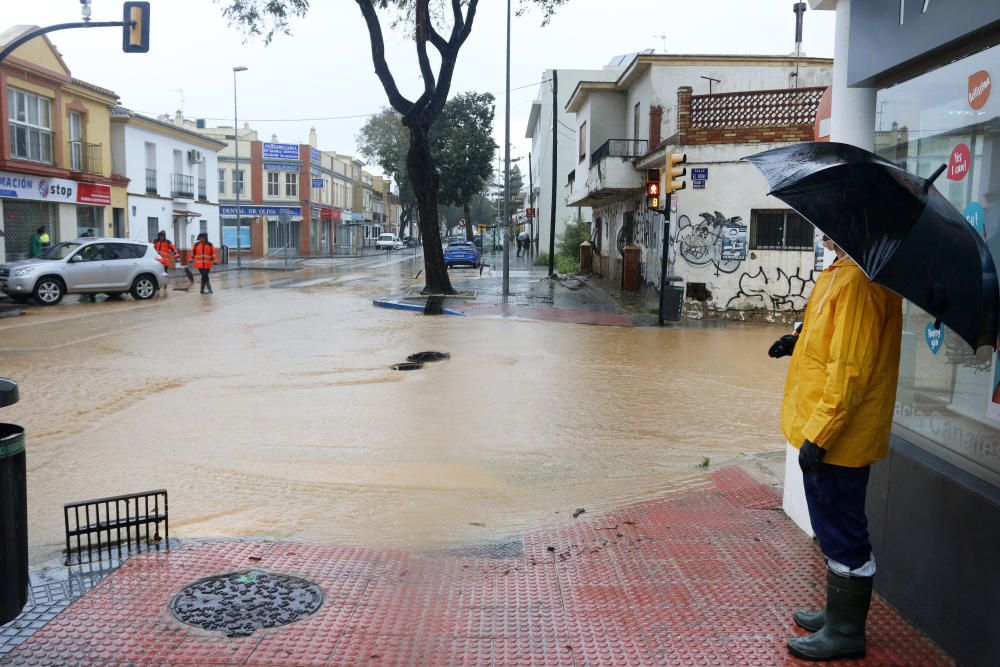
[793,2,807,88]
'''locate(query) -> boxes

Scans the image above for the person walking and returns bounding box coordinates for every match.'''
[153,231,181,269]
[768,234,902,661]
[29,227,45,257]
[190,233,218,294]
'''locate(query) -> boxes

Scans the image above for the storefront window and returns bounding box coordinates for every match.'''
[876,44,1000,479]
[76,206,102,238]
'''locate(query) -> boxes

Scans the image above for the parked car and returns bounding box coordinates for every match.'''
[444,240,481,268]
[375,233,404,250]
[402,236,420,248]
[0,238,167,306]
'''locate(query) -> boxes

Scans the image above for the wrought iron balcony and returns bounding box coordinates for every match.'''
[68,141,102,175]
[145,168,157,194]
[590,139,648,164]
[171,173,194,199]
[198,178,207,200]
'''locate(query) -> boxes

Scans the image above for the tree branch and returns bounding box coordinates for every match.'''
[414,0,436,101]
[354,0,413,116]
[429,0,478,119]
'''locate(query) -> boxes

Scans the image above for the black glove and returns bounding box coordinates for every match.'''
[768,333,799,358]
[798,439,826,475]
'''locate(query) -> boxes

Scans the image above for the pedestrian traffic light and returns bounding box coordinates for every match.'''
[667,153,687,194]
[122,2,150,53]
[645,168,662,211]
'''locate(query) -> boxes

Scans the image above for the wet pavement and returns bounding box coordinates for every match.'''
[0,467,954,666]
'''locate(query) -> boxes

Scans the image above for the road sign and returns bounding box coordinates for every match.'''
[693,180,706,189]
[691,168,708,180]
[279,211,291,225]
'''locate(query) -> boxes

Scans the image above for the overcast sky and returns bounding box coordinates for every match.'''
[5,1,836,177]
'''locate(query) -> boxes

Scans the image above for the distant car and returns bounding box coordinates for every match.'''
[402,236,420,248]
[375,233,403,250]
[444,241,481,269]
[0,238,166,306]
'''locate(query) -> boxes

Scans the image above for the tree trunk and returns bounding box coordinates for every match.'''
[463,201,473,241]
[407,124,453,294]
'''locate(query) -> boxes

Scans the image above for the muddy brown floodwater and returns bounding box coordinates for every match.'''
[0,264,792,564]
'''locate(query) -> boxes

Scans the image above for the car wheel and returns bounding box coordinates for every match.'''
[130,274,158,300]
[32,277,64,306]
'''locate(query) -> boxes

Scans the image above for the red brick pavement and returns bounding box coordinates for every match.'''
[3,467,954,666]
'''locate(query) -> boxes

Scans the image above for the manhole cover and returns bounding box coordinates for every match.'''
[169,570,323,637]
[391,361,423,371]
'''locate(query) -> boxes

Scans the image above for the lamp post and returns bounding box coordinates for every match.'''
[502,0,511,299]
[232,66,248,269]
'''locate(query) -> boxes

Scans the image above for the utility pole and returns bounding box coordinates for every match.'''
[502,0,512,298]
[793,2,807,88]
[548,70,558,277]
[528,152,534,257]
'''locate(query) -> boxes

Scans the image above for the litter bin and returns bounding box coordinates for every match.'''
[0,378,27,626]
[219,245,230,265]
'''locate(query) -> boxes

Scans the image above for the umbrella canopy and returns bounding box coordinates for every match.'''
[744,142,999,351]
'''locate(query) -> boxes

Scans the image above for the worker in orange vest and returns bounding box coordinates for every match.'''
[153,231,181,269]
[190,233,218,294]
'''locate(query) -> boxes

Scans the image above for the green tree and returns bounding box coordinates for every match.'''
[221,0,568,295]
[359,94,496,243]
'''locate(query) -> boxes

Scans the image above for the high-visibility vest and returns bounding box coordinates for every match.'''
[190,241,217,269]
[39,233,51,247]
[153,239,180,267]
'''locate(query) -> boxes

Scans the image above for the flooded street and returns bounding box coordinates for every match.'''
[0,255,791,564]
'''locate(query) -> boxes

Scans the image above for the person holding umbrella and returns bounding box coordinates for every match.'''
[769,233,902,660]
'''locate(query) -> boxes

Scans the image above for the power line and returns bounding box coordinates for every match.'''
[139,78,554,124]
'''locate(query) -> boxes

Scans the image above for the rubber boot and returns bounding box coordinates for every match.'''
[793,608,825,632]
[787,571,871,661]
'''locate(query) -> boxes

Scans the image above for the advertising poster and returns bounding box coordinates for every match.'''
[720,223,747,261]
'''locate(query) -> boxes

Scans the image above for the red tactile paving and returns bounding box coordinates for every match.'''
[2,467,957,666]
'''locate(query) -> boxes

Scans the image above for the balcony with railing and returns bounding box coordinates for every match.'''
[198,178,207,200]
[567,138,647,207]
[145,168,157,194]
[68,141,102,175]
[171,173,194,199]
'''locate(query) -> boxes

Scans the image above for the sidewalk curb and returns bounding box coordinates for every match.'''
[372,298,466,316]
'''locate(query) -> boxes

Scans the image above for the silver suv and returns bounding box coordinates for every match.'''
[0,238,167,306]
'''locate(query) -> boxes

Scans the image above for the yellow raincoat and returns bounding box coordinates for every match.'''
[781,257,903,467]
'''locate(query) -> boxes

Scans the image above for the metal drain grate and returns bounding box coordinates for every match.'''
[169,570,323,637]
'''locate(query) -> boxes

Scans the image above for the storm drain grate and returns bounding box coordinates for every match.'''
[169,570,323,637]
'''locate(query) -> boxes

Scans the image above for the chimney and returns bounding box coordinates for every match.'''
[176,110,184,125]
[309,127,318,148]
[648,105,664,148]
[677,86,693,144]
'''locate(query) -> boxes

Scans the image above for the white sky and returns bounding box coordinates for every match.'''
[4,1,836,177]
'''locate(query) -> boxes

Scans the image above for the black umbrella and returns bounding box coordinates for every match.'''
[744,141,999,351]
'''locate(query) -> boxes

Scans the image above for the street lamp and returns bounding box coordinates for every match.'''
[232,66,248,269]
[503,0,511,299]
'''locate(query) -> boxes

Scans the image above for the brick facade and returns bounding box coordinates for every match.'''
[677,85,824,145]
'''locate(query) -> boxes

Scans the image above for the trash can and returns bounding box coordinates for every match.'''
[219,245,230,265]
[660,284,685,323]
[0,378,27,626]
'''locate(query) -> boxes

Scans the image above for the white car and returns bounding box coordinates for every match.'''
[0,238,167,306]
[375,233,404,250]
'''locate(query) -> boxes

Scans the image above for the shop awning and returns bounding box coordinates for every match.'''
[172,210,201,217]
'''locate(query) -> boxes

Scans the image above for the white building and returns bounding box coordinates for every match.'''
[110,108,226,254]
[565,53,833,311]
[524,59,627,256]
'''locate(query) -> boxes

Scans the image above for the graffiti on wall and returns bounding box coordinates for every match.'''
[674,211,745,275]
[725,266,817,311]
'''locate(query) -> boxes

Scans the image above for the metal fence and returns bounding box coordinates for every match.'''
[591,139,649,164]
[171,173,194,199]
[63,490,168,565]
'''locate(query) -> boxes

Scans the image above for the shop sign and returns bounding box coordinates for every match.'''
[0,170,110,206]
[320,208,333,220]
[311,178,324,188]
[311,148,321,165]
[77,182,111,205]
[947,143,970,181]
[220,205,301,216]
[963,202,985,235]
[968,70,991,110]
[720,223,747,262]
[331,209,342,221]
[262,142,299,160]
[263,161,299,172]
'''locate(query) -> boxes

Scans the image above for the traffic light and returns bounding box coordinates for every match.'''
[123,2,150,53]
[667,152,687,194]
[645,168,661,211]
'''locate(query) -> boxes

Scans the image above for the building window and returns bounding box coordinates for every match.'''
[579,121,587,161]
[7,88,53,163]
[233,169,244,195]
[285,173,297,197]
[267,172,280,196]
[633,102,640,142]
[218,168,226,194]
[147,217,159,242]
[749,209,813,250]
[69,112,83,170]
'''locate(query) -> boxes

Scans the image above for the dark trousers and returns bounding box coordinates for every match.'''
[803,463,872,570]
[199,268,212,292]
